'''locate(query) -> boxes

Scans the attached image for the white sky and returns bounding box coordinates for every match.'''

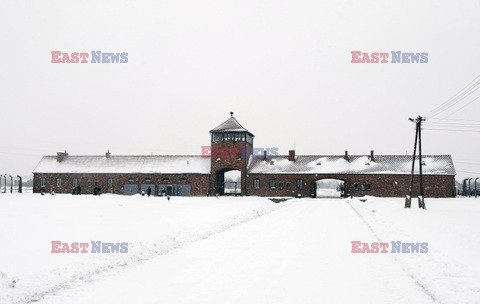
[0,0,479,181]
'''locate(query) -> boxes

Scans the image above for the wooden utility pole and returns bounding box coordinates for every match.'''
[405,120,419,208]
[405,116,427,209]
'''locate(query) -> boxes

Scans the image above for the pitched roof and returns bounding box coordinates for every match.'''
[247,155,456,175]
[33,155,211,174]
[210,117,251,134]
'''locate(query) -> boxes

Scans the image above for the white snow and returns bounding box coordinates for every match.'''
[0,194,479,304]
[248,155,456,175]
[33,155,211,174]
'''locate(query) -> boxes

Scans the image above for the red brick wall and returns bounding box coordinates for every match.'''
[246,174,455,198]
[33,173,210,195]
[209,140,252,195]
[33,172,455,198]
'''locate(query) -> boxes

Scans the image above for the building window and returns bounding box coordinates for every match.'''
[145,177,152,182]
[269,179,276,189]
[180,177,188,183]
[279,182,284,190]
[253,179,260,189]
[224,133,234,142]
[163,177,169,183]
[73,178,78,187]
[128,177,134,182]
[212,133,223,142]
[296,179,304,190]
[234,133,245,142]
[356,184,371,191]
[87,181,91,187]
[286,182,290,189]
[107,178,113,188]
[246,134,253,144]
[56,178,62,188]
[40,178,46,186]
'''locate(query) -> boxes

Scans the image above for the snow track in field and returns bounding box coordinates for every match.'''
[347,200,440,304]
[4,199,292,304]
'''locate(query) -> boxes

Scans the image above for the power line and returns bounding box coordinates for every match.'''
[423,128,480,133]
[433,94,480,121]
[425,74,480,118]
[457,170,480,175]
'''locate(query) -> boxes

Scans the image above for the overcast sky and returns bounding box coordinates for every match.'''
[1,0,480,181]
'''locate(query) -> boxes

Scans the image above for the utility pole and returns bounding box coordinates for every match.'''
[9,175,13,193]
[417,119,426,209]
[475,177,478,198]
[468,178,473,197]
[17,176,22,193]
[405,115,426,209]
[405,119,419,208]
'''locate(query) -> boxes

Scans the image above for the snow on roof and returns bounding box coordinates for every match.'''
[210,117,252,134]
[33,155,211,174]
[247,155,456,175]
[33,154,455,176]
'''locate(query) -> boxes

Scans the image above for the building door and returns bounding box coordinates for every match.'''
[166,185,174,196]
[177,184,191,196]
[141,184,155,195]
[123,184,138,195]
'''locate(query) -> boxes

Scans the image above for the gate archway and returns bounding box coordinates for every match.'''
[215,168,242,196]
[314,178,345,198]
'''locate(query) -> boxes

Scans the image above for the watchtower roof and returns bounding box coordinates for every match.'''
[210,113,253,136]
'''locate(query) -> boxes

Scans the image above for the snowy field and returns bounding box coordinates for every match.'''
[0,194,479,304]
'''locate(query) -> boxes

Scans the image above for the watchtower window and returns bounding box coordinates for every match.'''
[235,133,245,142]
[224,133,234,142]
[213,133,223,142]
[246,134,253,144]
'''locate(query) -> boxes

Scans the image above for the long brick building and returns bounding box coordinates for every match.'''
[33,114,456,197]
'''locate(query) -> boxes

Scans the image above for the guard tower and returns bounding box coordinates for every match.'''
[209,112,254,196]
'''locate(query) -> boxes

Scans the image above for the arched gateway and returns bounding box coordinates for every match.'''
[209,112,254,196]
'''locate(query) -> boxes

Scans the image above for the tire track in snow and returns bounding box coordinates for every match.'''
[346,200,441,304]
[11,200,293,304]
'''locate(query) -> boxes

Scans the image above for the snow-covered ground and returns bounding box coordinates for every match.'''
[0,194,479,304]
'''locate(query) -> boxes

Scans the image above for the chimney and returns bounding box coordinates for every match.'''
[56,150,68,162]
[344,150,349,161]
[370,150,375,161]
[106,150,111,158]
[263,150,267,161]
[288,150,295,161]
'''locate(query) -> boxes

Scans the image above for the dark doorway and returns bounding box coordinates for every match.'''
[216,168,241,196]
[166,185,173,196]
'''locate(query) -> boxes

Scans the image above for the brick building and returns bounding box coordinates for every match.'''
[33,114,456,197]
